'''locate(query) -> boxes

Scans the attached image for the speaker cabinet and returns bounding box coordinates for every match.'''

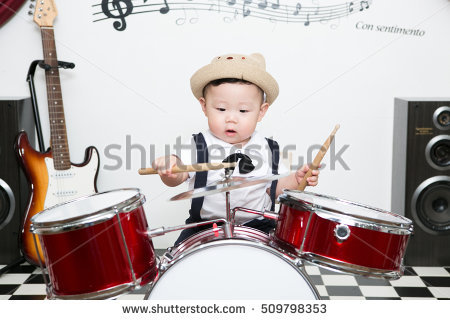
[0,97,35,264]
[392,98,450,266]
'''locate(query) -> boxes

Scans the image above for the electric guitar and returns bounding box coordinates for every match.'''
[16,0,99,267]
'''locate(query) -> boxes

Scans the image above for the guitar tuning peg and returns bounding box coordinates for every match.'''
[28,10,34,15]
[29,4,35,8]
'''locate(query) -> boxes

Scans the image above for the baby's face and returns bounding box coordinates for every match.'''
[200,82,268,145]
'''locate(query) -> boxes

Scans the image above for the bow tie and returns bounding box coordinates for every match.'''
[222,153,255,174]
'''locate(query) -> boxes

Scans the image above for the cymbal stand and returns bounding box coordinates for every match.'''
[224,168,234,236]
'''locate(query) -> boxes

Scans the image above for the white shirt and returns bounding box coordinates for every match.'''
[178,130,288,224]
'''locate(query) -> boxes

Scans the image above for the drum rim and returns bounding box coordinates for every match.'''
[147,227,320,300]
[30,188,145,234]
[48,273,157,300]
[171,226,271,258]
[301,252,404,280]
[280,190,413,234]
[271,233,405,280]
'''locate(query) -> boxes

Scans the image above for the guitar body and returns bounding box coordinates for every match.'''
[16,131,99,266]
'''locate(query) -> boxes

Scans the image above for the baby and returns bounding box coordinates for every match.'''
[153,53,319,244]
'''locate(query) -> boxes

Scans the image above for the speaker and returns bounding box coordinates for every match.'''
[0,97,35,264]
[392,98,450,266]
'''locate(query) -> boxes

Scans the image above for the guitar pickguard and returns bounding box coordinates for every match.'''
[43,148,99,209]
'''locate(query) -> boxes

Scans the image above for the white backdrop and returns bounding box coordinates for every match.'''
[1,0,449,248]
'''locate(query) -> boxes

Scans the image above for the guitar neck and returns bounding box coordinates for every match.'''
[41,27,71,170]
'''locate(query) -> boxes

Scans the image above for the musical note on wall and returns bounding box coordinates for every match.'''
[159,0,171,14]
[177,8,199,24]
[93,0,374,31]
[100,0,134,31]
[293,3,301,15]
[258,0,268,10]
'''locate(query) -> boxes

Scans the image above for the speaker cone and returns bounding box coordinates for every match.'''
[0,179,16,229]
[425,135,450,170]
[433,106,450,130]
[412,176,450,235]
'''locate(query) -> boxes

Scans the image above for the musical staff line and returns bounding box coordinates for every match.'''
[93,0,372,30]
[92,0,358,14]
[94,5,352,23]
[94,3,351,19]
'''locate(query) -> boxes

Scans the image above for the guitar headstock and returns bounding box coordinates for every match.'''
[31,0,58,27]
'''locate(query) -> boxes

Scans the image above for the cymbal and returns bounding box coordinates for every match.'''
[170,174,288,201]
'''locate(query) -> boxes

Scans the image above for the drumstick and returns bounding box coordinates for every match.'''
[297,124,340,191]
[138,162,237,175]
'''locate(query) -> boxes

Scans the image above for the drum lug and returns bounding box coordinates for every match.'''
[159,251,174,272]
[159,264,168,272]
[295,258,305,268]
[334,224,351,242]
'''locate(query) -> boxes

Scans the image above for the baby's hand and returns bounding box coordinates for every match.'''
[295,164,320,187]
[152,155,180,179]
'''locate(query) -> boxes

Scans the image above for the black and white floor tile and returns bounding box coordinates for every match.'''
[1,260,449,300]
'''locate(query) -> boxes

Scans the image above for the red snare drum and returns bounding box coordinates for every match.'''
[30,188,158,299]
[274,190,413,279]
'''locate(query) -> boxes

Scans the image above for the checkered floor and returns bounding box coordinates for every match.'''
[1,257,449,300]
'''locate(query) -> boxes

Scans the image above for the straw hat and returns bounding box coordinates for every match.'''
[190,53,279,105]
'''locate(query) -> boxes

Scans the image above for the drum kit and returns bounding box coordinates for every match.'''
[29,169,413,300]
[29,126,413,300]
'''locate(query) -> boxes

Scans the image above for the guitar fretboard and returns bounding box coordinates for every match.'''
[41,27,71,170]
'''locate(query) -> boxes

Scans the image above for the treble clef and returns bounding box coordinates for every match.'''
[101,0,134,31]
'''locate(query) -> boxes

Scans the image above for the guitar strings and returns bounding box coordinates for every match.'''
[42,27,68,203]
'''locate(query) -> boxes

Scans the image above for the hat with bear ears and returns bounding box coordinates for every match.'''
[190,53,279,105]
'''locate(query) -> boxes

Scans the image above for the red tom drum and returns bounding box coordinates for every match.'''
[30,188,158,299]
[273,190,413,279]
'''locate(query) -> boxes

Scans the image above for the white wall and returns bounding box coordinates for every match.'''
[1,0,449,248]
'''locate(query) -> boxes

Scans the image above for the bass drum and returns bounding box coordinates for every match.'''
[146,226,319,300]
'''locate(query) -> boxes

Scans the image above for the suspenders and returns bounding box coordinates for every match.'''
[188,133,280,222]
[266,138,280,211]
[187,133,208,223]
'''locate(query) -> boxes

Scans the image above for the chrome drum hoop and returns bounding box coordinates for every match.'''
[48,277,156,300]
[282,190,413,234]
[301,253,404,280]
[161,226,272,269]
[30,188,146,234]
